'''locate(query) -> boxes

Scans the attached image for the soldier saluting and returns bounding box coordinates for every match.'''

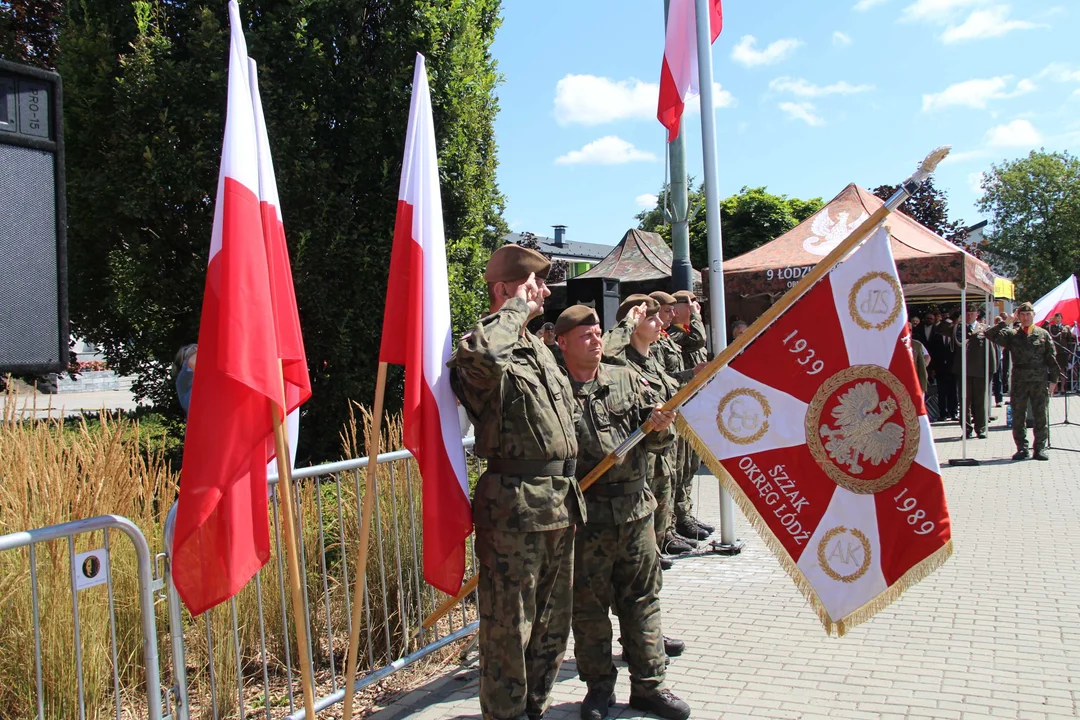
[553,305,691,720]
[986,301,1059,461]
[448,245,583,720]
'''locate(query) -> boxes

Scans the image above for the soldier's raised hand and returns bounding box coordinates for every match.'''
[514,272,544,314]
[626,302,649,327]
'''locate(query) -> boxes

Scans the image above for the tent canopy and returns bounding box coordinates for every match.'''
[723,184,996,301]
[578,228,702,285]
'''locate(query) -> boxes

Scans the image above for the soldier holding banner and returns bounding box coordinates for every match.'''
[448,245,583,720]
[553,304,691,720]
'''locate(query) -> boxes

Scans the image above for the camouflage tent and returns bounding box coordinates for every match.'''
[723,184,996,322]
[576,228,702,292]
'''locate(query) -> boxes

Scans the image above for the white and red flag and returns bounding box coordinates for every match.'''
[379,54,472,596]
[1032,274,1080,326]
[677,226,952,635]
[657,0,723,141]
[174,0,311,616]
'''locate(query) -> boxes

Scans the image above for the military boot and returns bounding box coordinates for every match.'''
[662,533,693,555]
[692,516,715,533]
[1012,449,1029,461]
[1034,447,1050,461]
[658,555,674,570]
[579,689,615,720]
[664,635,685,657]
[628,689,691,720]
[675,517,710,540]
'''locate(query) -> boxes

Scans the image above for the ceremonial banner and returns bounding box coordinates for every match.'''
[677,226,952,635]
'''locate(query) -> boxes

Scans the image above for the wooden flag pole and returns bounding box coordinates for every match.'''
[342,361,388,720]
[273,365,317,719]
[416,146,952,634]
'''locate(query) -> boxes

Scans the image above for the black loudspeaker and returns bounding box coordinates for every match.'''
[0,60,68,373]
[567,277,620,331]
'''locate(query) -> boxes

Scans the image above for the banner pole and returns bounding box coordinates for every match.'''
[341,361,388,719]
[416,146,952,634]
[273,365,317,719]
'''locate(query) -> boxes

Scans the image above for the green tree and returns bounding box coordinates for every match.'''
[871,176,968,243]
[975,150,1080,300]
[637,184,823,268]
[58,0,506,461]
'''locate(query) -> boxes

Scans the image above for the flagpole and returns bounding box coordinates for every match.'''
[692,0,740,552]
[341,361,387,720]
[415,148,954,634]
[273,365,317,719]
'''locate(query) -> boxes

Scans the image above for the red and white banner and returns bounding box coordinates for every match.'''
[677,226,952,635]
[174,0,311,616]
[1032,274,1080,327]
[657,0,723,141]
[379,54,472,596]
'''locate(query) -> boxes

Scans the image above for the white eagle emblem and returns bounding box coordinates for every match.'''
[819,382,904,474]
[802,208,869,256]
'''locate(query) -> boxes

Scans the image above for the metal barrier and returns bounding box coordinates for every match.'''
[162,438,482,720]
[0,515,165,720]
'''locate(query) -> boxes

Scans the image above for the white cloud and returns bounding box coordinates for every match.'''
[770,77,874,97]
[968,171,986,194]
[1037,63,1080,83]
[921,75,1034,111]
[553,74,657,126]
[553,74,735,126]
[985,119,1041,146]
[779,102,825,126]
[940,5,1039,43]
[555,136,658,165]
[833,31,853,47]
[635,193,659,209]
[901,0,988,23]
[731,35,803,68]
[854,0,889,10]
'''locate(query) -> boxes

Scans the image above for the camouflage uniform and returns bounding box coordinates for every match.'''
[449,297,585,720]
[986,321,1059,454]
[570,363,673,698]
[666,315,708,525]
[602,318,680,547]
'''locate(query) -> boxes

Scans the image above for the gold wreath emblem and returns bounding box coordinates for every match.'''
[805,365,920,494]
[716,388,771,445]
[848,271,903,331]
[817,526,872,583]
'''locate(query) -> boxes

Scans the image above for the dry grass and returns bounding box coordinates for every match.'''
[0,387,475,719]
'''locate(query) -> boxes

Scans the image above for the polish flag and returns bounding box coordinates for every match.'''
[379,54,472,596]
[658,0,723,142]
[1032,275,1080,327]
[173,0,311,616]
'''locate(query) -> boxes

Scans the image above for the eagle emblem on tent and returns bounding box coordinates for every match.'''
[819,381,904,474]
[803,208,869,256]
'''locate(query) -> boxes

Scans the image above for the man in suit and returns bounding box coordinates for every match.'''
[926,313,956,421]
[953,304,997,438]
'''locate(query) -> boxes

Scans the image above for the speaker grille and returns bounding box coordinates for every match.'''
[0,143,62,367]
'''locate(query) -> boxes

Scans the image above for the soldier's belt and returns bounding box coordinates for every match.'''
[485,458,578,477]
[584,478,646,497]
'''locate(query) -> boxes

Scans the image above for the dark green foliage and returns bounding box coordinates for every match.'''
[58,0,507,462]
[975,150,1080,300]
[0,0,64,68]
[637,183,823,268]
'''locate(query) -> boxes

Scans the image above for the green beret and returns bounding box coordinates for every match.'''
[1016,302,1035,313]
[484,244,551,283]
[615,293,659,322]
[672,290,696,304]
[553,304,599,336]
[649,291,677,306]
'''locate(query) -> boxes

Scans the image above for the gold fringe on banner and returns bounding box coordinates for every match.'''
[676,415,954,637]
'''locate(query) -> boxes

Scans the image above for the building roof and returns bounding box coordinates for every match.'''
[577,228,702,284]
[723,183,995,298]
[503,231,613,263]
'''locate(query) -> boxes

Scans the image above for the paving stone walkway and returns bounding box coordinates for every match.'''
[368,396,1080,719]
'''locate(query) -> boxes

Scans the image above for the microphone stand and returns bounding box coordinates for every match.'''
[1045,327,1076,426]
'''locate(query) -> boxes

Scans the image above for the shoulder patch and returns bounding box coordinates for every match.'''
[640,377,650,386]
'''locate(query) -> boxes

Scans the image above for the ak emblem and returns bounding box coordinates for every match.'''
[805,365,919,494]
[716,388,771,445]
[817,526,872,583]
[849,271,903,331]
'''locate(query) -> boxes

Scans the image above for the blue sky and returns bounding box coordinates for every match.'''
[489,0,1080,250]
